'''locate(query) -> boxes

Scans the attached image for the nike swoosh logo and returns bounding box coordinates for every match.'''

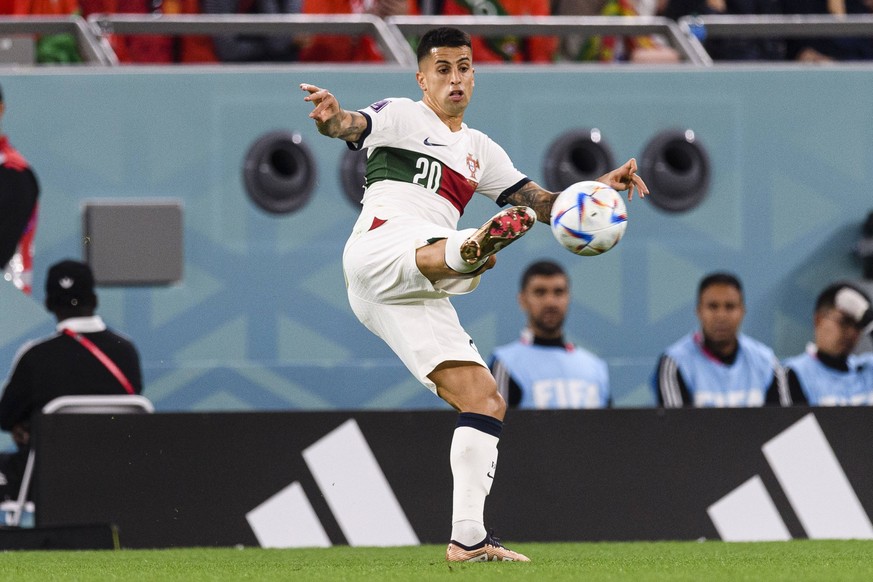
[424,137,447,147]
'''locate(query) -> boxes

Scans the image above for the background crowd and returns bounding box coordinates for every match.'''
[3,0,873,64]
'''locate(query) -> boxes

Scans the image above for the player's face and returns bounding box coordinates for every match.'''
[814,307,861,357]
[697,284,745,350]
[519,274,570,339]
[416,46,475,120]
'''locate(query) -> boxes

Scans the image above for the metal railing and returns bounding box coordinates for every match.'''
[678,13,873,40]
[86,13,417,66]
[387,15,711,65]
[0,16,110,65]
[4,14,873,67]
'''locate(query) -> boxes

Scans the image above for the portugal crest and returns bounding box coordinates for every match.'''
[466,153,480,180]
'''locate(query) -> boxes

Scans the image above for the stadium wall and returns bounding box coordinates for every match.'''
[0,66,871,425]
[34,407,873,547]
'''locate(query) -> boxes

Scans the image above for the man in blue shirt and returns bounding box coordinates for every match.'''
[654,272,789,407]
[490,260,610,409]
[783,283,873,405]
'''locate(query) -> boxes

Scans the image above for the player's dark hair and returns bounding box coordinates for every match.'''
[698,272,743,302]
[416,27,471,63]
[815,281,870,314]
[520,260,567,290]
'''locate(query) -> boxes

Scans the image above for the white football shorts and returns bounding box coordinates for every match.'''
[343,208,488,392]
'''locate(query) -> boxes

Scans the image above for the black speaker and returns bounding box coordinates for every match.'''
[543,128,615,192]
[640,129,710,213]
[340,148,368,206]
[243,131,316,215]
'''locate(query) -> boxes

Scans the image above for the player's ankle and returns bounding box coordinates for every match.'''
[451,519,487,547]
[445,228,482,273]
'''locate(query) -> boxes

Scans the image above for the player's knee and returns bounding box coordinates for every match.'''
[490,390,507,418]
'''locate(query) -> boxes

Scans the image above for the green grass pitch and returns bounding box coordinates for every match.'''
[4,540,873,581]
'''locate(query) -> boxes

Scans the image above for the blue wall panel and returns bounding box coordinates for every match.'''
[1,65,871,424]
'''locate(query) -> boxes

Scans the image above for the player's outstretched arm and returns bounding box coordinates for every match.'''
[598,158,649,201]
[503,182,558,225]
[300,83,367,142]
[506,157,648,225]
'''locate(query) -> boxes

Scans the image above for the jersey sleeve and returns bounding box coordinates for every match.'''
[655,353,691,408]
[474,136,528,203]
[347,97,412,152]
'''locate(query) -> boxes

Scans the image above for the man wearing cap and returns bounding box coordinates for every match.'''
[782,283,873,406]
[0,260,142,498]
[0,82,40,295]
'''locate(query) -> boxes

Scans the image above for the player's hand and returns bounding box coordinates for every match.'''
[300,83,343,133]
[599,158,649,201]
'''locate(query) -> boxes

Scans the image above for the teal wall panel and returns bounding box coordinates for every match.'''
[1,65,871,431]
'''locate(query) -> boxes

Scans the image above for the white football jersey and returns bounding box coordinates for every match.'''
[351,98,528,228]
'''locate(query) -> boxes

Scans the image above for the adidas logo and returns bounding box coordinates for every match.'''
[245,419,418,548]
[708,413,873,541]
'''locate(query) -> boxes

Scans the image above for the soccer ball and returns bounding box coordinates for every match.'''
[550,181,627,256]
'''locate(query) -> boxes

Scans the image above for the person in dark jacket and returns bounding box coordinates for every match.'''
[0,260,143,500]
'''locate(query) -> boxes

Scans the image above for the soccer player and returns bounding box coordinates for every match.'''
[654,272,790,407]
[300,26,647,562]
[782,283,873,405]
[490,260,610,409]
[0,82,40,295]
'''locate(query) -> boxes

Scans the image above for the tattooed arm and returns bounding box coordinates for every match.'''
[300,83,368,142]
[503,182,557,225]
[505,158,650,224]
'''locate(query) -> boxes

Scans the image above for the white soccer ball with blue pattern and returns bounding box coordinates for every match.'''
[550,181,628,256]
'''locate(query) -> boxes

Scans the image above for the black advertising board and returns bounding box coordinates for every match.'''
[34,408,873,548]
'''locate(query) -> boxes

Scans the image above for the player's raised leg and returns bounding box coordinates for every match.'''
[445,206,537,274]
[429,362,531,562]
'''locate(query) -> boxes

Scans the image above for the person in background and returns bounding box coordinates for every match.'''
[0,260,143,500]
[202,0,302,62]
[438,0,557,63]
[654,271,790,407]
[79,0,218,63]
[0,83,40,295]
[490,260,610,409]
[657,0,787,61]
[853,210,873,353]
[785,0,873,62]
[297,0,418,62]
[0,0,82,63]
[782,283,873,405]
[553,0,681,63]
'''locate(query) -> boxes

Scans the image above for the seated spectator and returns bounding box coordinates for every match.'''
[79,0,218,64]
[0,0,83,63]
[782,283,873,405]
[202,0,301,62]
[297,0,417,62]
[654,272,789,407]
[439,0,557,63]
[658,0,787,61]
[554,0,681,63]
[0,260,143,500]
[489,260,610,409]
[785,0,873,62]
[854,210,873,353]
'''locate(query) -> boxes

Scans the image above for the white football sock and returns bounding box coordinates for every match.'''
[450,425,499,546]
[444,228,482,273]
